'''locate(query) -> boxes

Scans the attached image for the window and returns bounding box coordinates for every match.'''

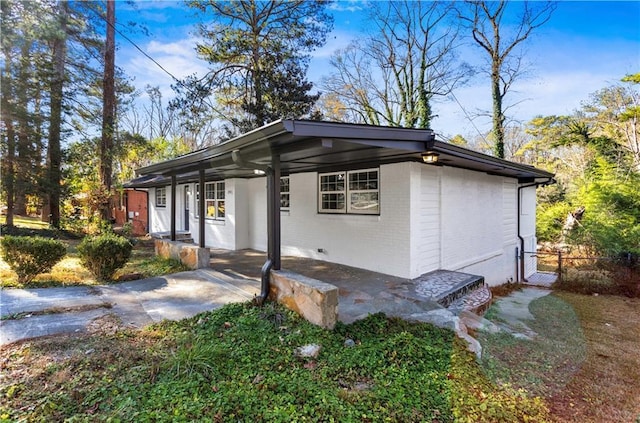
[280,176,290,211]
[318,169,379,215]
[348,169,379,214]
[155,186,167,207]
[319,172,345,213]
[196,181,225,220]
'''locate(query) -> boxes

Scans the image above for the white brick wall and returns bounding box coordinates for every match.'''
[254,162,415,278]
[148,163,538,284]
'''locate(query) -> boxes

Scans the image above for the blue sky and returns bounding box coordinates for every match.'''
[117,1,640,139]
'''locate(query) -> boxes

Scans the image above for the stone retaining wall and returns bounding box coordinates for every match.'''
[269,270,339,329]
[154,239,210,269]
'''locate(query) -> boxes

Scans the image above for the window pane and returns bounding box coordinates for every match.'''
[217,200,225,218]
[349,171,378,190]
[320,173,344,192]
[206,183,215,200]
[350,192,379,213]
[321,193,345,210]
[280,194,290,209]
[206,200,216,217]
[281,177,290,192]
[217,182,225,199]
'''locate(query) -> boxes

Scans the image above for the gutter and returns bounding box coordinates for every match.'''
[517,177,555,282]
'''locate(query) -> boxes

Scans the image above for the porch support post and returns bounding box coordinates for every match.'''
[170,174,176,241]
[199,169,206,248]
[270,155,281,270]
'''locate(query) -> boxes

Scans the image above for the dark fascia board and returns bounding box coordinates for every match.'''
[284,120,435,142]
[136,119,294,175]
[131,119,553,183]
[431,140,555,180]
[135,120,436,176]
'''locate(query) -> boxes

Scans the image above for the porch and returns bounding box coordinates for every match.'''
[208,249,492,325]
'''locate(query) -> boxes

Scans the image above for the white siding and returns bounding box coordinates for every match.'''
[440,168,502,270]
[520,186,538,278]
[416,164,441,275]
[149,186,172,233]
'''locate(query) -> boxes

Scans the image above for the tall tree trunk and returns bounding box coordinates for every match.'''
[1,99,16,227]
[47,0,68,228]
[100,0,115,220]
[0,2,14,226]
[491,62,505,158]
[14,41,32,216]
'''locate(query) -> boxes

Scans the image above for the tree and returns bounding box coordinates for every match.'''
[100,0,116,220]
[175,0,333,134]
[459,1,556,158]
[323,1,467,128]
[1,0,135,227]
[46,0,68,228]
[582,73,640,170]
[527,76,640,255]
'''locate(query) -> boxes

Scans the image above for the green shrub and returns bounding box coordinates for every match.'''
[0,236,67,284]
[78,233,133,281]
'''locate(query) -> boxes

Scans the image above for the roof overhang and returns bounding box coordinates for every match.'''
[124,119,554,188]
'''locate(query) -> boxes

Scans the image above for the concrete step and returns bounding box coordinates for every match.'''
[151,231,193,243]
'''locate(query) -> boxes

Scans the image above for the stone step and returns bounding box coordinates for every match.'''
[446,284,492,316]
[413,269,486,308]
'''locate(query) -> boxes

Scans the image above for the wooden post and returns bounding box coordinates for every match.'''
[557,250,563,283]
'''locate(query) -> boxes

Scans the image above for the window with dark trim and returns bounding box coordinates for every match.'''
[318,169,379,214]
[155,186,167,208]
[280,176,290,211]
[196,181,225,220]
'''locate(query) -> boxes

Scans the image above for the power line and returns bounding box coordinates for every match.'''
[107,20,183,86]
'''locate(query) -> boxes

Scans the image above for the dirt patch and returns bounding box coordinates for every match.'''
[1,303,113,321]
[546,293,640,422]
[86,313,125,336]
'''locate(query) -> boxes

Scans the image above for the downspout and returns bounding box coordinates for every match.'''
[232,150,279,305]
[517,177,555,282]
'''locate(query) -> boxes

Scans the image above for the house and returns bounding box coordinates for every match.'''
[111,189,148,236]
[125,120,554,291]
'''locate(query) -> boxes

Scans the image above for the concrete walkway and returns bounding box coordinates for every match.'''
[484,287,552,338]
[0,269,260,346]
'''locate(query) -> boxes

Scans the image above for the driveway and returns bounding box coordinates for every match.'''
[0,269,260,346]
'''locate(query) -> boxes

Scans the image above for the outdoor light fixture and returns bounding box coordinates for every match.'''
[421,151,439,164]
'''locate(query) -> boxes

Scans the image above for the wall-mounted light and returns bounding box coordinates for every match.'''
[421,151,439,164]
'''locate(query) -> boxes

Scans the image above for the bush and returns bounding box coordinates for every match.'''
[0,236,67,284]
[78,233,133,281]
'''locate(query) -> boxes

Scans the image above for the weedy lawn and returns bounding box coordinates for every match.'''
[0,303,549,422]
[477,291,640,423]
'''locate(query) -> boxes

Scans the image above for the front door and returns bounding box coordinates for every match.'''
[184,185,191,231]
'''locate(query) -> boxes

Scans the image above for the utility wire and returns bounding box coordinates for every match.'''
[106,20,183,86]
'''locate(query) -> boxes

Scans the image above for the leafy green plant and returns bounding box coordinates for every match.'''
[77,233,133,281]
[0,236,67,284]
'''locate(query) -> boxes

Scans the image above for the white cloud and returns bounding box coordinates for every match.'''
[120,37,208,102]
[328,0,369,13]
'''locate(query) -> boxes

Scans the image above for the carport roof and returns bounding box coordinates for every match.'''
[125,119,554,188]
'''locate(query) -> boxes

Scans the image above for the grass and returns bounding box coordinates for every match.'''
[0,217,188,288]
[0,303,549,422]
[478,291,640,422]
